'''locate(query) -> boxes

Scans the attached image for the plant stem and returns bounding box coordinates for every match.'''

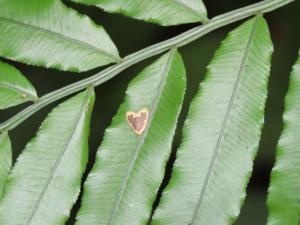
[0,0,294,132]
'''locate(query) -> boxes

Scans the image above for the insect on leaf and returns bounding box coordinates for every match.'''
[76,49,186,225]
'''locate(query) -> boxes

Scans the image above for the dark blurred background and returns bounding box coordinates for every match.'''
[0,0,299,224]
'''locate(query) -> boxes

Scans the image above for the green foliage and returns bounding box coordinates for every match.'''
[0,61,37,109]
[76,49,186,225]
[0,0,297,224]
[0,89,95,225]
[152,16,273,225]
[0,132,11,197]
[69,0,208,26]
[267,50,300,225]
[0,0,120,72]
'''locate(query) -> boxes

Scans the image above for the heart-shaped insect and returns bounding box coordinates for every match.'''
[126,108,149,135]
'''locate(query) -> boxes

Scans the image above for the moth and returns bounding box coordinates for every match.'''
[126,108,149,135]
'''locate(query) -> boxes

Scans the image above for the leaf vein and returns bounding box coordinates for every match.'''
[190,15,260,224]
[106,48,176,224]
[0,16,121,63]
[24,88,92,225]
[0,82,37,101]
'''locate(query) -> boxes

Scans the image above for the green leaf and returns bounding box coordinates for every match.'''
[267,50,300,225]
[0,0,120,72]
[69,0,208,26]
[76,49,186,225]
[0,61,37,109]
[0,89,95,225]
[151,16,273,225]
[0,132,12,197]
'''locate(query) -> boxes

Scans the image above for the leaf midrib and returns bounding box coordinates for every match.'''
[24,89,92,225]
[0,81,37,101]
[0,16,120,62]
[190,16,260,224]
[107,49,176,225]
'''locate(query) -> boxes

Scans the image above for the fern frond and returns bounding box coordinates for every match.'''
[0,0,120,72]
[0,61,37,109]
[267,50,300,225]
[76,49,186,225]
[68,0,208,26]
[0,132,11,197]
[152,15,273,225]
[0,89,95,225]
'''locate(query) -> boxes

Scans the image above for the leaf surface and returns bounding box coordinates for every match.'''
[0,89,95,225]
[0,0,120,72]
[0,61,37,109]
[76,49,186,225]
[152,16,273,225]
[69,0,208,26]
[0,132,11,197]
[267,50,300,225]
